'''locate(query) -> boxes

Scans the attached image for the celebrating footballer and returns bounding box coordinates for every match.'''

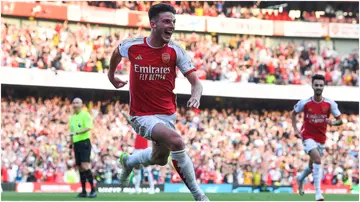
[108,3,208,201]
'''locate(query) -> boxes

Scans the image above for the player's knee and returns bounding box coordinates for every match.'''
[313,158,321,165]
[168,135,185,151]
[311,156,321,164]
[159,157,169,166]
[153,158,168,166]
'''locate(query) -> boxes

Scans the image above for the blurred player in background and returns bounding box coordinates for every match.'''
[133,134,155,194]
[292,74,343,201]
[108,3,208,201]
[69,98,96,198]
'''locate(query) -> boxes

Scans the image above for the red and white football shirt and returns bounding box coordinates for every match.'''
[134,134,148,150]
[294,97,341,144]
[119,37,196,116]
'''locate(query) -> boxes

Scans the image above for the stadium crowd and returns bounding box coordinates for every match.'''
[1,21,359,86]
[41,1,359,23]
[1,97,359,187]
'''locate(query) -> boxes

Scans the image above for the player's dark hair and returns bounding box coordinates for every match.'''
[148,3,176,21]
[312,74,325,83]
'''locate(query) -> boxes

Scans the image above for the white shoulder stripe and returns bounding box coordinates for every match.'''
[168,40,182,48]
[324,97,341,117]
[168,40,195,75]
[119,37,144,58]
[124,37,144,43]
[168,41,187,55]
[324,97,334,103]
[293,97,312,113]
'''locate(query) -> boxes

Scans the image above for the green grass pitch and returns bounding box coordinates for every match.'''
[1,192,359,201]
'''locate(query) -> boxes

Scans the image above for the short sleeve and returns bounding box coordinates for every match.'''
[83,112,93,129]
[169,42,196,76]
[330,101,341,118]
[294,99,306,113]
[118,39,131,59]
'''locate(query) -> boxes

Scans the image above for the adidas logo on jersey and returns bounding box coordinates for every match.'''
[135,55,142,60]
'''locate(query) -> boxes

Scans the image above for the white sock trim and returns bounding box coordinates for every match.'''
[171,149,186,154]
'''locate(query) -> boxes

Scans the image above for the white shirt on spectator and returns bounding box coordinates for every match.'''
[270,168,281,181]
[69,61,78,72]
[241,70,250,83]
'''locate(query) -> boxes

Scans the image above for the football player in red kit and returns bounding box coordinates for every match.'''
[292,74,343,201]
[108,3,208,201]
[133,134,155,194]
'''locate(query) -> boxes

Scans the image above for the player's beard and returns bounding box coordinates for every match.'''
[314,89,323,96]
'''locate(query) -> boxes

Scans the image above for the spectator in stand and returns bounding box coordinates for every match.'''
[1,97,358,186]
[47,1,358,23]
[2,19,357,86]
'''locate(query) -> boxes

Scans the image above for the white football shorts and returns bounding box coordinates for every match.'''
[130,113,176,140]
[303,138,325,156]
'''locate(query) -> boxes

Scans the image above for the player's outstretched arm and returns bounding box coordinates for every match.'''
[108,47,128,89]
[291,110,301,138]
[121,111,132,125]
[326,117,343,126]
[327,101,343,126]
[186,71,202,109]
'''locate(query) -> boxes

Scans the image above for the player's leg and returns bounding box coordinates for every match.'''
[133,168,142,194]
[125,147,153,168]
[309,149,323,201]
[145,142,171,194]
[121,115,207,200]
[306,139,324,201]
[145,166,155,194]
[301,159,314,181]
[120,115,171,185]
[151,141,170,165]
[124,149,141,194]
[121,117,156,174]
[119,147,152,185]
[74,143,87,197]
[297,159,313,195]
[128,143,165,195]
[308,159,313,169]
[80,140,96,198]
[151,123,207,201]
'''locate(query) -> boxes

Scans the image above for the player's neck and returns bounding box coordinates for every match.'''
[313,95,323,102]
[146,34,166,48]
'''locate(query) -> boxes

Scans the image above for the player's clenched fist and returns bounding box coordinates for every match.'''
[109,75,128,89]
[187,97,200,109]
[326,118,336,126]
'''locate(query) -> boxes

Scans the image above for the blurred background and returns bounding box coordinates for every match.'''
[1,0,359,196]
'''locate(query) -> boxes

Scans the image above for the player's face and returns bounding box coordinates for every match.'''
[152,12,175,43]
[312,79,325,96]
